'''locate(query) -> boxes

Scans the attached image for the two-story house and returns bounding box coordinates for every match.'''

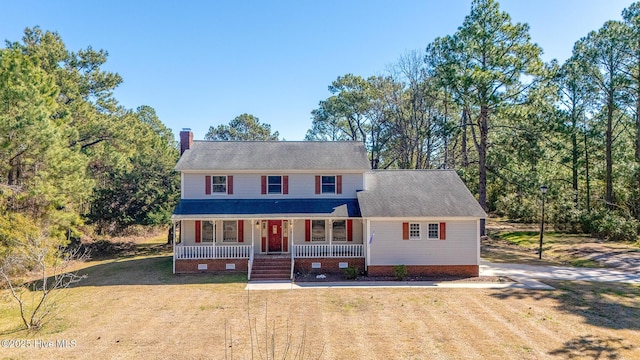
[171,129,486,280]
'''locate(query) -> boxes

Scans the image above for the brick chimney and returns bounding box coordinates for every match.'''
[179,128,193,155]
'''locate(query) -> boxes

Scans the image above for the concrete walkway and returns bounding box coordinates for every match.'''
[480,260,640,290]
[246,279,524,291]
[246,261,640,291]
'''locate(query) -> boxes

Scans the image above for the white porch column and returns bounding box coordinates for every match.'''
[289,219,294,256]
[328,219,333,256]
[251,219,255,253]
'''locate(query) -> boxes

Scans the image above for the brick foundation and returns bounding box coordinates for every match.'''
[366,265,479,277]
[295,258,366,274]
[174,259,248,274]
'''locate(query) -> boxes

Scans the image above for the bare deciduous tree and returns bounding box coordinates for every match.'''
[0,232,87,330]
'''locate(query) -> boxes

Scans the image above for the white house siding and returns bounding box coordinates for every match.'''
[291,219,364,244]
[181,220,196,244]
[181,173,364,199]
[368,220,478,266]
[178,219,252,245]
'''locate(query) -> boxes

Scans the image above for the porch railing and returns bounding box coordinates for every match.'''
[293,244,364,258]
[175,245,252,260]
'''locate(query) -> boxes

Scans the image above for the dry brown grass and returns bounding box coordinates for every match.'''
[1,236,639,359]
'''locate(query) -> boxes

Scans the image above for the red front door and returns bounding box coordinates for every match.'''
[268,220,282,253]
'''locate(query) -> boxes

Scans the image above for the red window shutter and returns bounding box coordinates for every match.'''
[261,176,267,194]
[439,222,446,240]
[205,176,211,195]
[261,221,267,252]
[227,176,233,194]
[402,222,409,240]
[347,219,353,241]
[283,176,289,194]
[336,175,342,194]
[305,220,311,242]
[195,221,201,243]
[237,220,244,242]
[315,176,321,194]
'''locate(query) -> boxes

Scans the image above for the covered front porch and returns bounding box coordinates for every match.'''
[170,198,365,277]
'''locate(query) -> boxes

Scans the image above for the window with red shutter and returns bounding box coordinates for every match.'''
[261,176,267,194]
[195,221,201,243]
[347,219,353,241]
[283,176,288,194]
[205,176,211,195]
[336,175,342,194]
[315,176,321,194]
[228,176,233,194]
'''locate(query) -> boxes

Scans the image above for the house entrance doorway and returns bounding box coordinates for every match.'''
[268,220,282,253]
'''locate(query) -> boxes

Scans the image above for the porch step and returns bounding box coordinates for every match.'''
[251,257,292,280]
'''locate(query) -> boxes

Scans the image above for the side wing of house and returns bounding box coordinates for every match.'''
[358,170,486,277]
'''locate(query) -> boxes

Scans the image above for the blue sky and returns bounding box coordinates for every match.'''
[0,0,634,141]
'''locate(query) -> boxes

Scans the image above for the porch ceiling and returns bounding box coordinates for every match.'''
[172,198,361,219]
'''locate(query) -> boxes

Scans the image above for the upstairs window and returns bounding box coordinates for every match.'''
[268,176,282,194]
[206,175,233,195]
[321,176,335,194]
[212,176,227,193]
[315,175,342,194]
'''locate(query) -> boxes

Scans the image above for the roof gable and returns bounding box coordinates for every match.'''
[175,141,370,171]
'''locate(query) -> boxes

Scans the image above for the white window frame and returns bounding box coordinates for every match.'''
[409,223,421,240]
[321,175,336,194]
[222,220,238,243]
[211,175,227,194]
[267,175,282,194]
[427,223,439,239]
[201,220,215,243]
[311,220,326,242]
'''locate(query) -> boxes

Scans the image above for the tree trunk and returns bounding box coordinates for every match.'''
[478,105,489,211]
[572,128,579,206]
[605,90,614,208]
[585,133,591,213]
[461,108,469,168]
[635,77,640,218]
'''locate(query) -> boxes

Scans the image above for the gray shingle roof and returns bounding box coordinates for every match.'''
[357,170,486,218]
[175,141,371,171]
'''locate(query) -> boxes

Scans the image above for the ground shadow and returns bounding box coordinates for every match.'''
[548,335,633,359]
[491,280,640,331]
